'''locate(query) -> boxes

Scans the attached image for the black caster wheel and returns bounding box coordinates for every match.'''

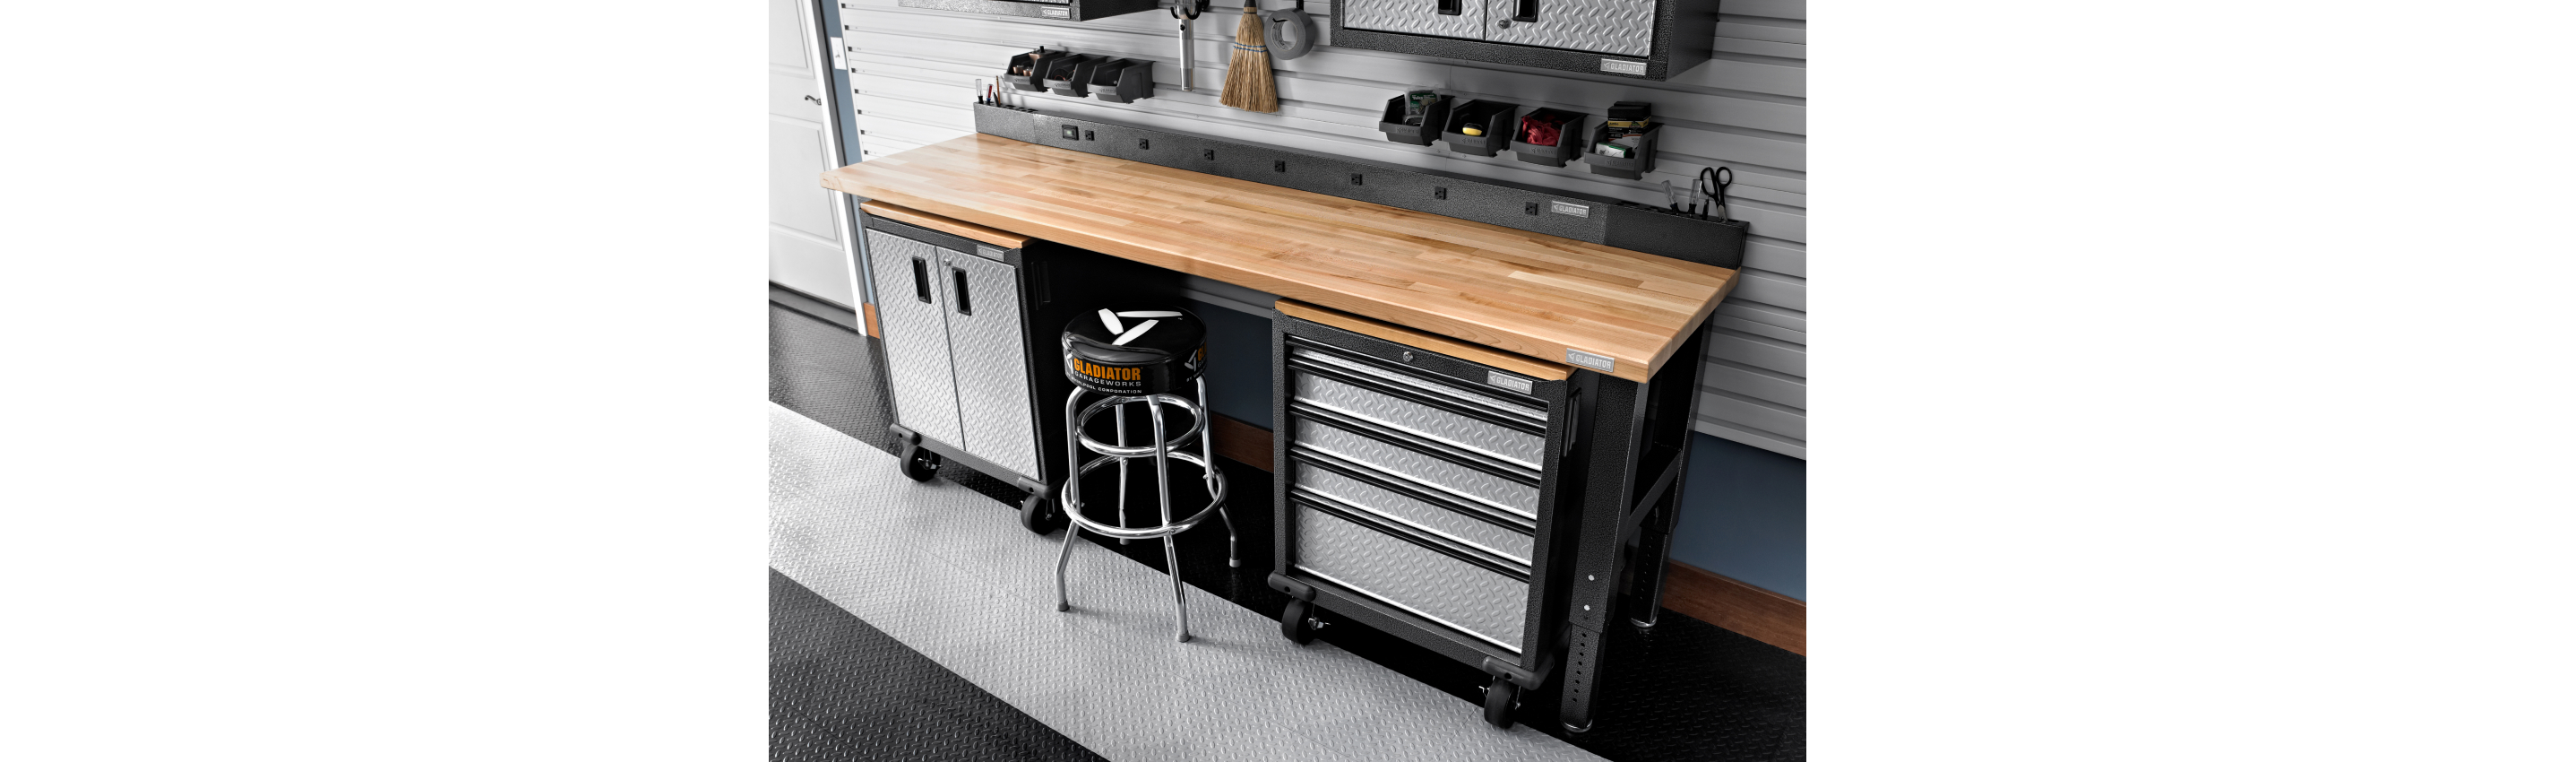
[1280,599,1317,645]
[1019,493,1061,534]
[1482,676,1519,730]
[898,445,940,482]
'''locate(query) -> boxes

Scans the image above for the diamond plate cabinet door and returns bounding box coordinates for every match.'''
[1481,0,1655,56]
[1331,0,1719,80]
[942,251,1042,481]
[865,229,964,449]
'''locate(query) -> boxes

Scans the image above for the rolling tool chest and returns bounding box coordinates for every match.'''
[859,203,1182,531]
[1331,0,1723,81]
[1267,300,1713,732]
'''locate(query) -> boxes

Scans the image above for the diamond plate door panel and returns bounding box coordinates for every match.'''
[1481,0,1654,56]
[1295,507,1529,653]
[941,250,1042,481]
[864,229,963,449]
[1292,463,1534,565]
[1342,0,1486,39]
[1292,418,1540,518]
[1292,371,1546,469]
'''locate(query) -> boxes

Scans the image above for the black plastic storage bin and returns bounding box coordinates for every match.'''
[1090,59,1155,103]
[1507,108,1588,168]
[1043,54,1098,97]
[1002,48,1065,91]
[1378,93,1452,147]
[1580,123,1661,180]
[1440,100,1516,157]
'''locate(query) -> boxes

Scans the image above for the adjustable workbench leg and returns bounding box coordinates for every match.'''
[1626,329,1710,629]
[1559,374,1648,734]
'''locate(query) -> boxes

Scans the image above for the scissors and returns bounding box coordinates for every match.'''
[1694,166,1733,222]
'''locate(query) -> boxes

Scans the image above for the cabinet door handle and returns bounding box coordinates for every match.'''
[1436,0,1460,16]
[910,257,932,304]
[951,266,973,316]
[1513,0,1537,22]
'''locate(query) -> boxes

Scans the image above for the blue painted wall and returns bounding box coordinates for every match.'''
[1190,299,1806,602]
[1668,433,1805,601]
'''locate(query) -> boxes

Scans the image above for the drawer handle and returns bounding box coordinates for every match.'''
[1435,0,1460,15]
[910,256,932,304]
[1512,0,1537,22]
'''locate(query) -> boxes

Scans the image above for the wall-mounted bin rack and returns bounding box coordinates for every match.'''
[1044,54,1099,97]
[1441,100,1517,158]
[1089,58,1155,103]
[1507,108,1587,168]
[1331,0,1721,81]
[1580,123,1660,179]
[1378,93,1453,146]
[900,0,1163,22]
[1002,48,1066,91]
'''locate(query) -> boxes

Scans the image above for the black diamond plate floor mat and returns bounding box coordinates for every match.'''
[772,568,1109,761]
[770,299,1805,761]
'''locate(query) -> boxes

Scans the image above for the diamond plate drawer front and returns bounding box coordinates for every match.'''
[1293,418,1539,519]
[1293,463,1533,566]
[1292,372,1546,470]
[864,229,962,449]
[1288,345,1545,424]
[1480,0,1654,56]
[1342,0,1486,39]
[1296,507,1529,653]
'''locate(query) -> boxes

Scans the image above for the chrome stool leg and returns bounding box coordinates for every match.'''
[1055,388,1085,612]
[1196,377,1237,567]
[1149,401,1191,642]
[1115,401,1131,544]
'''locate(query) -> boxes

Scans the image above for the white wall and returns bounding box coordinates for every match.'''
[837,0,1806,456]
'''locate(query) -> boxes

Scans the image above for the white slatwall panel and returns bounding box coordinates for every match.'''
[837,0,1806,457]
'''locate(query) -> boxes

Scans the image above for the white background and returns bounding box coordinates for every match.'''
[4,1,2572,758]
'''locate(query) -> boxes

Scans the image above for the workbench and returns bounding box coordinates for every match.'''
[821,134,1737,384]
[822,130,1737,733]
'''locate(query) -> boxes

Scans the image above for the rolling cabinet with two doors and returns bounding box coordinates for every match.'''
[1333,0,1722,80]
[1265,300,1710,732]
[858,203,1183,532]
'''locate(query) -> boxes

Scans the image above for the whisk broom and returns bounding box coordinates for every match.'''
[1219,0,1278,112]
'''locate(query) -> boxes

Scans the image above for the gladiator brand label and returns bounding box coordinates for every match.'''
[1486,371,1534,394]
[1040,6,1069,17]
[975,244,1005,260]
[1549,201,1590,218]
[1565,349,1615,373]
[1072,358,1142,382]
[1600,58,1648,76]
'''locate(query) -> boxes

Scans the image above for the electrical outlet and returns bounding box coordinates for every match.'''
[1434,186,1448,200]
[1139,139,1150,150]
[1524,202,1540,215]
[1350,174,1364,186]
[1083,129,1095,141]
[1275,160,1287,172]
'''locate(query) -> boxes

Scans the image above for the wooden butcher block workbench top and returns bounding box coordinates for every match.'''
[822,134,1738,383]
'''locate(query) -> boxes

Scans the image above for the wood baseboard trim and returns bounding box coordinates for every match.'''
[1209,413,1273,473]
[1662,560,1805,655]
[1199,411,1801,655]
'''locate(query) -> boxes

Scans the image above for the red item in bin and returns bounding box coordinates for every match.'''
[1518,111,1570,147]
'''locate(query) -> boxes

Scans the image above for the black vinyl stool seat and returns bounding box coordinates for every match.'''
[1050,307,1236,643]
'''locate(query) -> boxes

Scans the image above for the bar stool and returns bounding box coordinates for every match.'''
[1051,307,1237,643]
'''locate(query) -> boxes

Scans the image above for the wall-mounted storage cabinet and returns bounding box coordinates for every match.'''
[1332,0,1720,81]
[898,0,1162,22]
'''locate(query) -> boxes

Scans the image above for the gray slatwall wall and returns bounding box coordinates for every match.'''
[837,0,1806,458]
